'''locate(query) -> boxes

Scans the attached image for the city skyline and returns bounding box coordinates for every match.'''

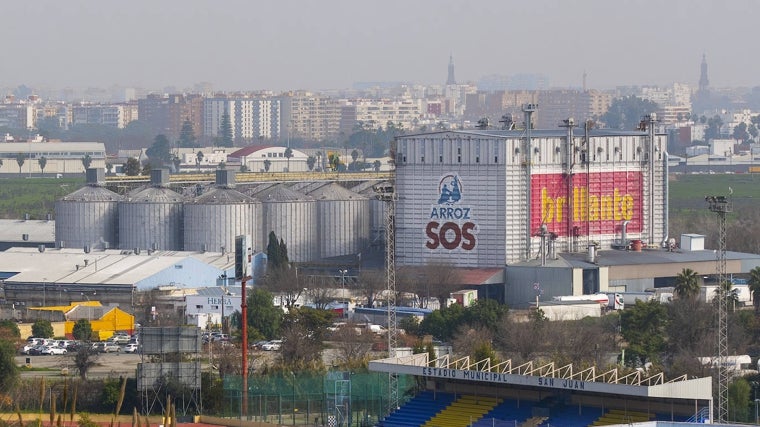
[2,0,757,93]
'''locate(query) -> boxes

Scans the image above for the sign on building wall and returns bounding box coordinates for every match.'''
[424,174,478,252]
[530,172,643,236]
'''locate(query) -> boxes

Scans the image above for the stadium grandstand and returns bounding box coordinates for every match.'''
[369,353,716,426]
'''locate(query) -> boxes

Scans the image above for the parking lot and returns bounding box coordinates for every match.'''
[16,352,142,378]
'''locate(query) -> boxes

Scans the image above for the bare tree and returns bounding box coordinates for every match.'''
[451,325,493,359]
[73,347,99,380]
[260,266,307,309]
[356,269,385,308]
[403,263,462,308]
[304,275,335,310]
[329,323,375,369]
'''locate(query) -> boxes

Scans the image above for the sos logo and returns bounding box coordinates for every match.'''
[424,174,478,251]
[425,221,476,250]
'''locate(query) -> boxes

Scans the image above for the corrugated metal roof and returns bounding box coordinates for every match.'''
[253,183,313,202]
[60,185,123,202]
[307,182,367,201]
[0,247,234,285]
[0,142,106,154]
[189,187,256,204]
[125,186,184,202]
[0,219,55,243]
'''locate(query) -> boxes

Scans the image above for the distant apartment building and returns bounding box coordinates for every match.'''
[202,95,281,142]
[138,93,204,142]
[71,103,138,128]
[279,91,341,142]
[339,97,423,135]
[0,103,35,129]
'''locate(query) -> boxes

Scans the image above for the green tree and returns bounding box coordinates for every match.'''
[263,159,271,172]
[600,95,659,130]
[306,156,316,171]
[217,113,233,147]
[619,300,668,366]
[146,134,172,166]
[38,156,47,176]
[419,304,466,341]
[674,268,701,300]
[172,155,181,173]
[728,377,751,422]
[284,147,293,172]
[105,163,113,175]
[732,122,750,142]
[0,340,18,392]
[0,320,20,341]
[247,288,282,340]
[463,299,509,331]
[124,157,141,176]
[266,231,283,269]
[749,266,760,315]
[705,115,723,141]
[178,118,197,148]
[72,319,92,341]
[16,152,25,176]
[81,154,93,170]
[31,319,54,338]
[373,160,381,172]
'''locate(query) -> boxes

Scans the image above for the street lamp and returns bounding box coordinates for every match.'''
[338,269,348,302]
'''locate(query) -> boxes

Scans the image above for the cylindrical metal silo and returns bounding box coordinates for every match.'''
[306,183,369,259]
[55,168,122,250]
[253,184,317,263]
[184,170,261,253]
[352,181,389,251]
[119,169,184,251]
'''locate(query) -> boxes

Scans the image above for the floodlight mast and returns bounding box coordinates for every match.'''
[705,194,732,423]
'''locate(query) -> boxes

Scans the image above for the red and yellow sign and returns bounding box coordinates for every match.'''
[530,172,643,236]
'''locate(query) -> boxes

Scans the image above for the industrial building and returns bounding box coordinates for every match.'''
[0,142,106,176]
[0,246,241,309]
[394,116,667,267]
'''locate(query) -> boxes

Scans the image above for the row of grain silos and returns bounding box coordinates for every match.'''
[55,169,377,263]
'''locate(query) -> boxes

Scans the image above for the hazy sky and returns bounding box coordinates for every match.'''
[2,0,756,92]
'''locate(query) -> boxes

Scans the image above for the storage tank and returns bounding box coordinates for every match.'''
[119,169,184,251]
[184,169,260,253]
[254,184,317,263]
[306,183,369,258]
[352,181,390,251]
[55,168,122,250]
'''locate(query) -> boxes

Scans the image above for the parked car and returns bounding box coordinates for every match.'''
[108,334,130,345]
[261,340,283,351]
[41,346,67,355]
[100,342,121,353]
[124,343,139,353]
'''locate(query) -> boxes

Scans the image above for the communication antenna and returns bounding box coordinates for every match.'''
[705,193,732,423]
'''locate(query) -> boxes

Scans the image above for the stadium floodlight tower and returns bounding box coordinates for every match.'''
[374,181,399,413]
[705,193,732,423]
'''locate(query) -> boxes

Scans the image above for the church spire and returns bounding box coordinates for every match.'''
[446,54,457,85]
[699,53,709,92]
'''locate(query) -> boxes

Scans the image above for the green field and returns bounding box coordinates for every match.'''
[0,177,85,220]
[668,173,760,213]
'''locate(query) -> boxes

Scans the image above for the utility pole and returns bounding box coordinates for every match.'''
[706,194,731,423]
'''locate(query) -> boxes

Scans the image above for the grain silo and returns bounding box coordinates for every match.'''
[351,180,389,251]
[306,183,369,259]
[119,169,184,251]
[254,184,317,263]
[183,169,260,253]
[55,168,122,250]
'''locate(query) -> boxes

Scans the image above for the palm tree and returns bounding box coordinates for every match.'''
[38,156,47,176]
[714,280,739,311]
[16,153,25,176]
[284,147,293,172]
[674,268,700,300]
[748,266,760,315]
[196,151,204,172]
